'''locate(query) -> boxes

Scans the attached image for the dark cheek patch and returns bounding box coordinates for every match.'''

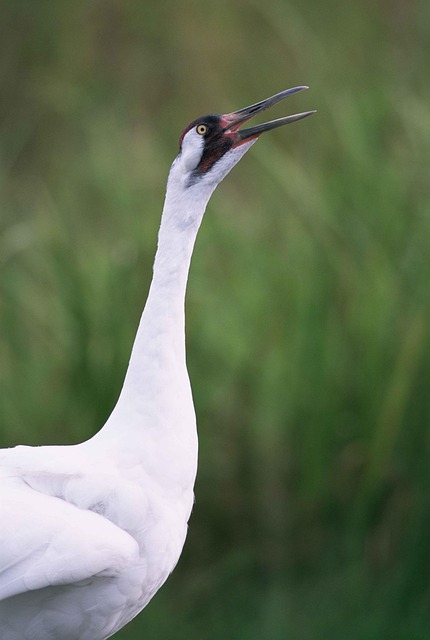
[179,115,233,183]
[196,136,233,174]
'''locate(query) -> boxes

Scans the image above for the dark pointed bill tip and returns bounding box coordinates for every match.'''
[221,86,316,144]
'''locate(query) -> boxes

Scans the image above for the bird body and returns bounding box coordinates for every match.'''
[0,87,314,639]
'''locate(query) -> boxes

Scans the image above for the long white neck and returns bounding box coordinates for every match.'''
[122,179,210,395]
[94,166,216,491]
[92,139,254,494]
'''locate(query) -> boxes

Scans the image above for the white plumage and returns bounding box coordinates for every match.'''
[0,88,313,639]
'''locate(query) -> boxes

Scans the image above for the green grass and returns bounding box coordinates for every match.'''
[1,1,430,638]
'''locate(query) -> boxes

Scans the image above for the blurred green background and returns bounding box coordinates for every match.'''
[1,0,430,638]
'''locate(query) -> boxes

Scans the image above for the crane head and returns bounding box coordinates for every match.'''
[174,86,315,188]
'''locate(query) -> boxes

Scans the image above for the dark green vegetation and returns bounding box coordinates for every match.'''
[1,1,429,638]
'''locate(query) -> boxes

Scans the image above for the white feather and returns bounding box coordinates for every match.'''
[0,128,257,639]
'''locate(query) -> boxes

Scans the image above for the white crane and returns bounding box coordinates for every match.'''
[0,87,314,639]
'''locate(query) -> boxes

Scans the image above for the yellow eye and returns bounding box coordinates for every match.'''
[196,124,208,135]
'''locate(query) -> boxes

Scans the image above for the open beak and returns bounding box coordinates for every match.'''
[221,86,316,146]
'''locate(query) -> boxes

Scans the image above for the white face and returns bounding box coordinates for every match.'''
[179,128,206,172]
[171,126,257,191]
